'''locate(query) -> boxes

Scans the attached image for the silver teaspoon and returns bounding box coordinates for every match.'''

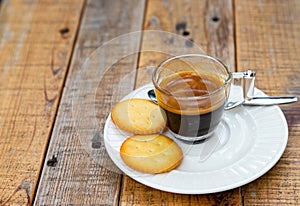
[147,89,297,109]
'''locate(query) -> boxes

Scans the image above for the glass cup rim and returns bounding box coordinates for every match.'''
[152,54,232,100]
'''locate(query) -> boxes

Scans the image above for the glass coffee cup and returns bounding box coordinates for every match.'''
[152,54,243,142]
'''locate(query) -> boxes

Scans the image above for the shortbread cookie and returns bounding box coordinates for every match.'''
[111,98,166,134]
[120,134,183,174]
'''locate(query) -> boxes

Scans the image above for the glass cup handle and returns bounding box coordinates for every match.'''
[225,70,256,110]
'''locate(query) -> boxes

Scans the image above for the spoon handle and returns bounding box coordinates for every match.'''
[243,96,298,106]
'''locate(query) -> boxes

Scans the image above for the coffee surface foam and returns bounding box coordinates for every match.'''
[156,71,226,115]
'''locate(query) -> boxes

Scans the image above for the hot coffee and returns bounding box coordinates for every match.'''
[155,71,226,138]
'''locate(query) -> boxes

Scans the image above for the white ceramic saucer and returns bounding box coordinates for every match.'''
[104,84,288,194]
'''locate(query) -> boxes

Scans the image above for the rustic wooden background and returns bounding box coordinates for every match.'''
[0,0,299,205]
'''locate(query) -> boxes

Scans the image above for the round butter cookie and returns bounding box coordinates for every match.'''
[120,134,183,174]
[111,98,166,134]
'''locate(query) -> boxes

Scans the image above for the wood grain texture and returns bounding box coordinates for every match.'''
[0,0,84,205]
[120,0,242,205]
[235,0,300,205]
[34,0,146,205]
[135,0,236,88]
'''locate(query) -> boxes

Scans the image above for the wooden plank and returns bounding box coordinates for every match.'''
[34,0,146,205]
[0,0,84,205]
[120,0,242,205]
[235,0,300,205]
[135,0,236,88]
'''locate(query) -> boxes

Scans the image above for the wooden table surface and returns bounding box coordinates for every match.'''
[0,0,299,205]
